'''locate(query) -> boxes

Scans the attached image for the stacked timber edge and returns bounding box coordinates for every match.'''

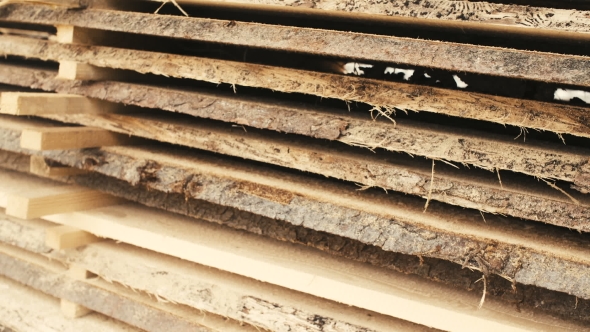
[0,0,590,331]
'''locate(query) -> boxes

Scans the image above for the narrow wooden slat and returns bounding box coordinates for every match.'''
[30,155,88,177]
[20,126,135,150]
[5,185,123,219]
[46,225,101,250]
[0,92,117,115]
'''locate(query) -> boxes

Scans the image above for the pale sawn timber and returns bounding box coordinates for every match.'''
[2,206,584,331]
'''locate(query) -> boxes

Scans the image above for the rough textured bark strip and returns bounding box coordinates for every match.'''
[1,4,590,86]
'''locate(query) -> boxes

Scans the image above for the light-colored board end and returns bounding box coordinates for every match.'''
[46,225,102,250]
[61,299,93,318]
[68,265,98,280]
[58,61,124,81]
[20,126,135,151]
[1,92,117,115]
[5,186,124,219]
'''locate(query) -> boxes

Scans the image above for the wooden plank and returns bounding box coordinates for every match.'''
[2,59,590,144]
[5,185,123,219]
[0,275,141,332]
[0,92,118,115]
[61,299,93,318]
[0,159,589,303]
[6,117,588,235]
[1,176,587,328]
[60,241,587,332]
[29,203,590,331]
[159,0,590,36]
[0,243,245,332]
[0,206,431,332]
[20,126,135,150]
[0,4,589,87]
[0,148,30,173]
[0,209,55,254]
[57,61,128,81]
[0,27,51,40]
[2,36,590,143]
[38,110,590,230]
[30,155,88,177]
[46,225,101,250]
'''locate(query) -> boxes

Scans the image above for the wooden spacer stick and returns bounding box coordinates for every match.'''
[6,185,124,219]
[67,265,98,280]
[61,299,93,318]
[58,61,126,81]
[20,126,135,150]
[46,225,102,250]
[0,92,118,115]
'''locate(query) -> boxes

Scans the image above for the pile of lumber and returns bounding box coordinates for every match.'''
[0,0,589,330]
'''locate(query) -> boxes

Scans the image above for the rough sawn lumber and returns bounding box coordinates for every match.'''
[0,242,249,332]
[2,34,590,139]
[0,208,435,332]
[0,171,583,332]
[0,275,140,332]
[1,149,589,326]
[32,110,590,231]
[1,143,589,300]
[1,4,590,86]
[165,0,590,36]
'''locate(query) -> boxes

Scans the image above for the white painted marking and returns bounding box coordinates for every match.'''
[452,75,468,88]
[343,62,373,76]
[384,67,415,80]
[554,88,590,104]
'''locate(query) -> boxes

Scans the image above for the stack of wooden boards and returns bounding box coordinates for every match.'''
[0,0,589,330]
